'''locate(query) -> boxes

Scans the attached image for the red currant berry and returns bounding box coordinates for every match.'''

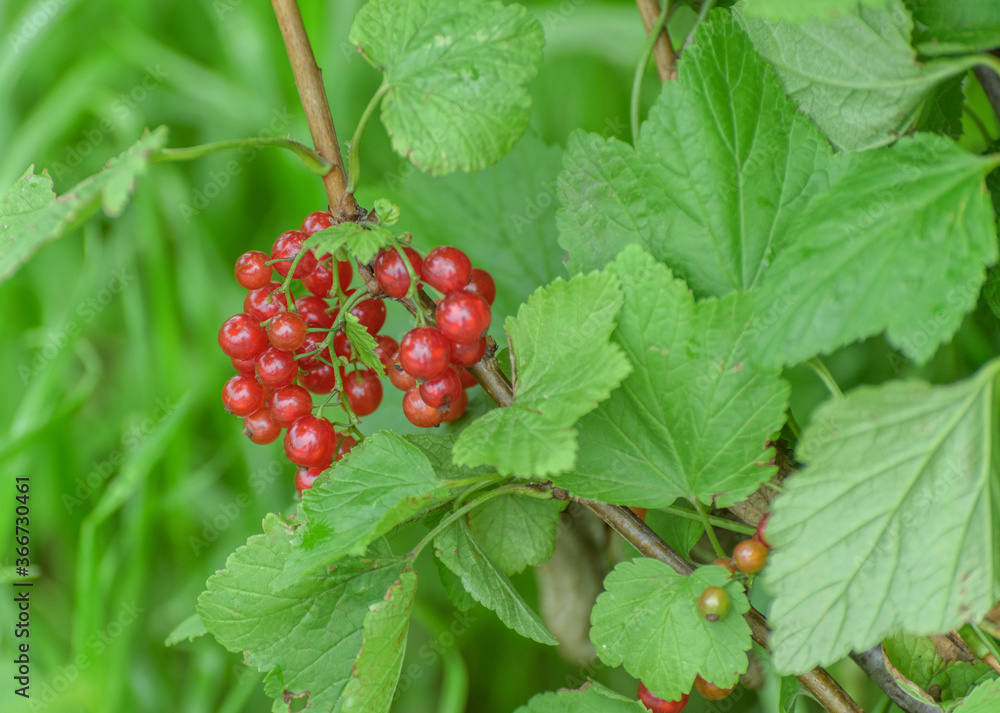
[333,331,354,362]
[732,539,768,574]
[440,388,468,423]
[351,297,387,335]
[402,387,443,428]
[235,250,272,290]
[710,557,737,577]
[295,295,335,328]
[373,334,400,368]
[255,346,299,389]
[419,368,462,408]
[268,385,313,427]
[338,260,353,291]
[422,246,472,294]
[387,352,417,391]
[300,210,334,235]
[302,261,333,297]
[284,415,336,468]
[374,246,422,298]
[294,466,324,495]
[694,676,734,701]
[697,586,731,622]
[344,369,383,417]
[222,374,264,417]
[629,506,648,522]
[457,367,478,389]
[267,311,308,351]
[271,230,317,278]
[638,681,688,713]
[244,282,288,322]
[219,314,269,360]
[335,434,357,461]
[465,268,496,305]
[231,356,257,373]
[436,291,491,344]
[400,327,451,380]
[449,337,486,367]
[754,513,772,550]
[243,408,281,444]
[295,332,331,371]
[299,363,338,394]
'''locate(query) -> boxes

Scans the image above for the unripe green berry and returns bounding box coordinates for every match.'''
[697,586,731,622]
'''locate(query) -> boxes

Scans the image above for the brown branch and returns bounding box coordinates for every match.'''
[973,64,1000,126]
[271,0,360,221]
[635,0,676,83]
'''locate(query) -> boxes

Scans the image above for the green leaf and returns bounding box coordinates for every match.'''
[197,514,409,712]
[953,678,1000,712]
[283,432,451,582]
[349,0,544,176]
[164,613,207,646]
[554,248,789,508]
[557,12,833,297]
[434,518,557,645]
[915,75,965,140]
[371,198,400,226]
[405,433,493,481]
[453,271,631,477]
[466,492,567,574]
[883,633,996,706]
[765,362,1000,673]
[344,312,385,377]
[779,676,803,713]
[906,0,1000,56]
[740,0,887,22]
[647,504,704,558]
[308,222,396,265]
[0,127,168,283]
[590,560,752,701]
[435,553,477,612]
[751,134,999,369]
[734,1,980,151]
[342,568,418,713]
[514,685,646,713]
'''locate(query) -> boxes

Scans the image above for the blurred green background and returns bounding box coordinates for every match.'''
[1,1,998,712]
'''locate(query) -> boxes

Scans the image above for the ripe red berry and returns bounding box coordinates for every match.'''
[733,539,768,574]
[457,367,478,389]
[629,506,648,522]
[267,311,308,351]
[373,335,399,368]
[637,681,688,713]
[351,297,387,335]
[300,210,334,235]
[284,415,336,468]
[333,331,354,362]
[231,356,256,373]
[710,557,737,577]
[294,466,324,495]
[299,363,338,394]
[449,337,486,367]
[243,408,281,444]
[335,434,357,461]
[222,374,264,417]
[344,369,383,416]
[402,387,443,428]
[255,346,299,389]
[219,314,269,361]
[754,513,772,550]
[244,282,288,322]
[296,332,331,371]
[436,291,491,344]
[440,388,468,423]
[374,246,422,298]
[465,268,496,305]
[387,352,417,391]
[302,260,333,297]
[271,230,317,278]
[337,260,354,291]
[235,250,272,290]
[268,385,313,427]
[694,676,734,701]
[295,295,335,328]
[400,327,451,380]
[419,368,462,408]
[422,246,472,294]
[697,586,731,622]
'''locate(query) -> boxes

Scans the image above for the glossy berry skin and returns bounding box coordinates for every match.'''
[300,210,334,235]
[419,368,462,408]
[422,246,472,294]
[638,681,688,713]
[299,363,338,394]
[694,676,734,701]
[302,260,333,297]
[374,246,422,298]
[295,332,330,371]
[244,282,288,322]
[733,539,768,574]
[465,268,496,306]
[255,346,299,389]
[351,297,387,335]
[436,291,491,344]
[697,586,731,622]
[235,250,272,290]
[335,434,357,461]
[373,335,399,368]
[231,356,257,373]
[271,230,317,278]
[296,295,335,328]
[267,311,308,351]
[449,337,486,367]
[338,260,354,291]
[222,374,264,417]
[754,513,772,549]
[440,388,468,423]
[243,408,281,444]
[219,314,269,360]
[268,385,313,427]
[333,331,354,362]
[710,557,737,577]
[458,368,478,389]
[284,415,336,468]
[294,466,324,495]
[400,327,451,380]
[344,369,383,417]
[387,353,417,391]
[402,387,443,428]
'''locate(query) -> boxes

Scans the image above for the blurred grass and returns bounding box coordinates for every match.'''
[0,1,996,712]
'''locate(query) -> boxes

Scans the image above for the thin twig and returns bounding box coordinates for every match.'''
[634,0,676,83]
[974,60,1000,125]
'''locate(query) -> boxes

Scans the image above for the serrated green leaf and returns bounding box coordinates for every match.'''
[740,0,888,22]
[349,0,544,176]
[953,678,1000,712]
[344,312,385,377]
[765,362,1000,673]
[164,612,207,646]
[514,685,646,713]
[434,519,557,645]
[197,514,408,712]
[309,222,397,265]
[435,553,477,612]
[371,198,400,226]
[453,271,630,477]
[557,12,833,297]
[404,433,493,481]
[590,560,752,701]
[554,248,788,508]
[734,1,980,151]
[0,127,168,283]
[906,0,1000,56]
[915,75,965,140]
[884,633,996,706]
[467,492,566,575]
[342,568,417,713]
[647,505,705,558]
[282,432,451,583]
[751,134,999,369]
